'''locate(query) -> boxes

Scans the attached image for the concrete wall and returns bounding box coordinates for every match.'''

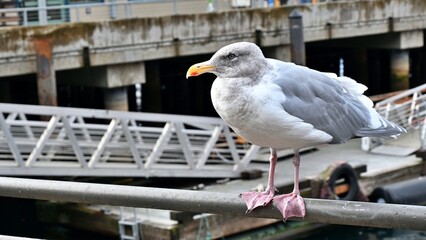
[0,0,425,78]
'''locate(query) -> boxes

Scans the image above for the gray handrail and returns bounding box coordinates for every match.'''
[0,176,424,231]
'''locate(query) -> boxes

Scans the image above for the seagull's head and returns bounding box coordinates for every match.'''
[186,42,267,79]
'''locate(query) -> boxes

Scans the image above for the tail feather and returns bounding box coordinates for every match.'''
[356,116,406,138]
[327,73,407,138]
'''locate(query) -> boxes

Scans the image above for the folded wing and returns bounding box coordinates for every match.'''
[268,60,405,144]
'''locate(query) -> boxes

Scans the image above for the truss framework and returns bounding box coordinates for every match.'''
[0,103,261,177]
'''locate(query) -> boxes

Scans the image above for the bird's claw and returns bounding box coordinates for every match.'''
[273,193,306,221]
[240,190,275,213]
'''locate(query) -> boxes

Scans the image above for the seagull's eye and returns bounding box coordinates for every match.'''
[227,53,236,60]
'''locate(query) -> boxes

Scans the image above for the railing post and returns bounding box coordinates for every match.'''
[407,92,418,126]
[109,0,117,19]
[173,0,177,15]
[23,10,28,26]
[125,2,131,18]
[75,7,80,22]
[37,0,48,25]
[384,103,391,119]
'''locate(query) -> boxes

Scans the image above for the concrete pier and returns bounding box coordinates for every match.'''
[0,0,425,111]
[103,87,128,111]
[390,50,410,91]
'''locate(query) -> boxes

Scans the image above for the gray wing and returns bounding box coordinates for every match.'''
[270,61,371,144]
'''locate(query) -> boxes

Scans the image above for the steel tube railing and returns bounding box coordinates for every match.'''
[0,177,424,231]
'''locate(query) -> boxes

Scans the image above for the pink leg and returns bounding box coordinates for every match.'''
[241,148,278,213]
[272,150,306,221]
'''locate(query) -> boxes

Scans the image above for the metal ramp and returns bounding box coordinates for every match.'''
[362,83,426,155]
[0,103,260,177]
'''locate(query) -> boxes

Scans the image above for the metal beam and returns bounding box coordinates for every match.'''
[0,113,24,167]
[88,118,118,168]
[26,115,60,167]
[0,177,424,231]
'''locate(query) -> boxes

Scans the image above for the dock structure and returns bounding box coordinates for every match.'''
[0,103,264,178]
[0,83,425,238]
[0,1,424,238]
[0,0,425,113]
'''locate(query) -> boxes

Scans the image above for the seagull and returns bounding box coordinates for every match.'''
[186,42,405,220]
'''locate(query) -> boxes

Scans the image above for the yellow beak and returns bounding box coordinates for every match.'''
[186,62,216,79]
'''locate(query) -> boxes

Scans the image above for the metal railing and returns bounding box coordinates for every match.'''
[0,176,424,231]
[0,0,263,26]
[0,103,260,177]
[0,0,330,27]
[362,83,426,151]
[375,83,426,131]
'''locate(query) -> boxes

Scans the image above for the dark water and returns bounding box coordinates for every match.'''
[227,222,426,240]
[301,225,426,240]
[1,196,424,240]
[0,197,115,240]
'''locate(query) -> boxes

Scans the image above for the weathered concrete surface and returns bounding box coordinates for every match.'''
[0,0,425,77]
[59,62,146,88]
[33,38,57,106]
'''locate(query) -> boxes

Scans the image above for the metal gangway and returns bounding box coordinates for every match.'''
[362,83,426,153]
[0,103,260,177]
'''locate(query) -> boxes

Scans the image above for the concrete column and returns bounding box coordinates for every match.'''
[142,61,162,113]
[34,39,57,106]
[264,45,291,62]
[289,9,306,65]
[103,87,128,111]
[390,50,410,91]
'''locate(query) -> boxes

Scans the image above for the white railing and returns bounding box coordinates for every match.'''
[0,0,265,26]
[362,83,426,151]
[375,83,426,131]
[0,103,260,177]
[0,0,330,27]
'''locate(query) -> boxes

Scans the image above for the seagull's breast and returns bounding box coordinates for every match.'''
[211,78,332,150]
